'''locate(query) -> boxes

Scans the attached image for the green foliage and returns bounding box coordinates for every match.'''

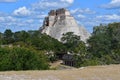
[61,32,89,67]
[3,29,14,44]
[81,58,100,66]
[73,42,88,67]
[0,47,49,71]
[87,22,120,65]
[0,30,66,63]
[0,22,120,68]
[67,22,120,67]
[49,54,58,63]
[30,32,66,53]
[1,30,65,52]
[61,32,81,52]
[0,32,2,45]
[14,31,30,42]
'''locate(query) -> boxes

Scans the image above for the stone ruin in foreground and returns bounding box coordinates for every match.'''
[40,8,91,42]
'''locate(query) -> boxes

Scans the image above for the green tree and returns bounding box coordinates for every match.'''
[74,41,88,67]
[88,25,111,57]
[3,29,14,44]
[61,32,81,52]
[61,32,88,67]
[87,22,120,65]
[14,31,30,42]
[0,32,3,45]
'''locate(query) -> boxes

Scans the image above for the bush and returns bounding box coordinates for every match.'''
[0,47,49,71]
[81,58,100,67]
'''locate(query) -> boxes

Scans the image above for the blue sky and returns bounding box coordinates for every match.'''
[0,0,120,33]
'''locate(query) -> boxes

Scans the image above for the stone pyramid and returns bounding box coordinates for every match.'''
[40,8,91,42]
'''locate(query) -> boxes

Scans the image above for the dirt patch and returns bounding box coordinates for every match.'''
[0,64,120,80]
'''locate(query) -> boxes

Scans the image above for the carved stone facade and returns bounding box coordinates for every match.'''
[40,8,91,42]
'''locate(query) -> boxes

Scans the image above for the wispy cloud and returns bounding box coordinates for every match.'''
[32,0,74,10]
[13,6,31,17]
[0,14,40,32]
[71,8,96,14]
[101,0,120,9]
[96,14,120,20]
[61,0,74,4]
[77,14,86,18]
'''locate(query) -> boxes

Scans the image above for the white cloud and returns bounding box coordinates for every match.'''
[32,0,73,10]
[25,19,34,23]
[77,14,86,18]
[101,0,120,9]
[7,16,16,22]
[96,14,120,20]
[61,0,74,4]
[0,16,16,23]
[0,17,5,22]
[13,6,31,16]
[0,0,17,2]
[0,16,18,32]
[71,8,96,14]
[0,15,40,32]
[111,0,120,4]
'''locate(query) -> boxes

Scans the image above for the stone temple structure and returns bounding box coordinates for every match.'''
[40,8,91,42]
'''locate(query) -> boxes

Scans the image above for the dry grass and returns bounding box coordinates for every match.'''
[0,64,120,80]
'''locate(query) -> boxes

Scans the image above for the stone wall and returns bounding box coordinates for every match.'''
[48,10,56,16]
[48,8,70,16]
[44,8,70,27]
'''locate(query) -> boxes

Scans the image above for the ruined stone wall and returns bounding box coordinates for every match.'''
[48,8,69,16]
[56,8,66,16]
[48,10,56,16]
[44,8,69,27]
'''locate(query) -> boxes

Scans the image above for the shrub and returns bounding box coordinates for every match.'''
[0,47,49,71]
[81,58,100,67]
